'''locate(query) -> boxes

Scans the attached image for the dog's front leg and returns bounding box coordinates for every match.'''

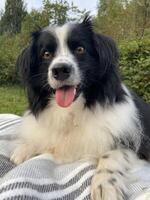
[91,149,141,200]
[10,142,39,165]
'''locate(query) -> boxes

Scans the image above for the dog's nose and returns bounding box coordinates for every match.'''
[52,63,72,81]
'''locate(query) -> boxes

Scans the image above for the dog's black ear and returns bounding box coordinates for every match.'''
[16,46,32,84]
[94,33,119,76]
[17,30,41,84]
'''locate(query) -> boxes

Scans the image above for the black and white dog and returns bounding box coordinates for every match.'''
[11,17,150,199]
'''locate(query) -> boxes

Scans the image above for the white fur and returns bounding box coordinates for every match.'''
[16,87,142,164]
[55,24,70,56]
[47,24,81,89]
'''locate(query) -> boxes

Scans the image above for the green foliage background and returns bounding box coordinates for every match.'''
[119,39,150,103]
[0,33,28,84]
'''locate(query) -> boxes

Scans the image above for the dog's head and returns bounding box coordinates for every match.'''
[18,16,123,115]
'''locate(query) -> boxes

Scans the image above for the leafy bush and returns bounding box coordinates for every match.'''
[0,33,29,84]
[119,39,150,103]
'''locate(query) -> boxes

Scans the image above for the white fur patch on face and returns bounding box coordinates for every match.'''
[47,24,81,89]
[55,24,71,56]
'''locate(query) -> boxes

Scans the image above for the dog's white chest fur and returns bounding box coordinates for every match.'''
[21,95,141,163]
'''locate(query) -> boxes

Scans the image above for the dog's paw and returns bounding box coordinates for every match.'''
[10,144,35,165]
[91,170,127,200]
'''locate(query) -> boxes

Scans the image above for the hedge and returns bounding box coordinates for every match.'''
[0,35,149,103]
[119,39,150,103]
[0,33,29,84]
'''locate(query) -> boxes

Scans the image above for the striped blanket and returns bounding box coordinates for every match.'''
[0,114,150,200]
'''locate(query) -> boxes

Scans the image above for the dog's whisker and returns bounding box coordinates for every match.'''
[29,73,48,80]
[41,82,50,91]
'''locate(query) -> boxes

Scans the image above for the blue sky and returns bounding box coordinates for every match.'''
[0,0,98,15]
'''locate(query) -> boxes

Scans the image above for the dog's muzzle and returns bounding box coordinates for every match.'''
[48,60,81,108]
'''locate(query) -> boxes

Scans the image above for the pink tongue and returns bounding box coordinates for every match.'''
[55,87,76,107]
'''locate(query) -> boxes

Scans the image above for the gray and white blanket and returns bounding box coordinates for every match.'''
[0,114,150,200]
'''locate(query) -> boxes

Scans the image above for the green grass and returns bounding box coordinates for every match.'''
[0,85,27,116]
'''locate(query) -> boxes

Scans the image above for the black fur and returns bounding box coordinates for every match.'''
[17,31,57,114]
[132,92,150,160]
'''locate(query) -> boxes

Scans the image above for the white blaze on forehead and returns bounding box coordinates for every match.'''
[54,24,71,56]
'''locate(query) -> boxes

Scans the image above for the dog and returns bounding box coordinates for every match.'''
[11,16,150,200]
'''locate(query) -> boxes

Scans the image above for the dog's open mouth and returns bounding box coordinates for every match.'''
[55,85,79,108]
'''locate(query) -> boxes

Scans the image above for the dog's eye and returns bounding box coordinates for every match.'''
[75,47,85,55]
[43,51,53,59]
